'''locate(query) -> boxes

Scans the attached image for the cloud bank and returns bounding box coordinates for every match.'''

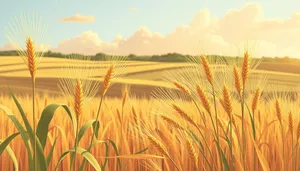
[2,3,300,58]
[59,14,96,23]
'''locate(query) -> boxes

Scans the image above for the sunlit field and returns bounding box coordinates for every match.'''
[0,51,300,171]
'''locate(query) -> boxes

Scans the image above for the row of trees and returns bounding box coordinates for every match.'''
[0,50,299,64]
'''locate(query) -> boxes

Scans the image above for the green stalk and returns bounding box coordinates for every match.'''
[195,125,218,170]
[168,156,181,171]
[280,123,285,171]
[120,100,125,169]
[71,118,79,171]
[79,95,104,170]
[292,133,294,171]
[32,77,37,171]
[241,86,246,171]
[211,85,223,169]
[191,99,206,127]
[186,130,212,171]
[253,112,256,171]
[296,142,299,171]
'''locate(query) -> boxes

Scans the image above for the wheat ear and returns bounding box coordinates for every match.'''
[222,86,235,125]
[233,66,242,95]
[288,112,293,134]
[241,51,249,85]
[173,82,191,96]
[196,85,211,114]
[74,80,83,119]
[252,88,260,113]
[102,64,115,96]
[186,137,198,169]
[172,104,197,128]
[26,37,37,78]
[275,99,282,123]
[201,55,213,85]
[161,115,185,130]
[297,121,300,141]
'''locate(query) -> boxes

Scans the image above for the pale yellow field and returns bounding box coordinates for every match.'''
[0,56,300,96]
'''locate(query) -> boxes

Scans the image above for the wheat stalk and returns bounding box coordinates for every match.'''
[74,80,83,119]
[172,104,197,128]
[196,85,211,115]
[173,82,191,96]
[161,115,185,130]
[241,51,249,85]
[186,137,198,169]
[275,99,282,123]
[275,99,285,171]
[222,86,235,124]
[132,106,139,126]
[297,121,300,141]
[72,79,83,171]
[26,37,37,78]
[289,112,294,134]
[233,66,242,95]
[201,55,213,86]
[102,64,115,96]
[252,88,260,113]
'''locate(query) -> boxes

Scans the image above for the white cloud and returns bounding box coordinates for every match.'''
[59,14,96,23]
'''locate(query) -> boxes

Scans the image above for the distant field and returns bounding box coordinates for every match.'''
[0,56,299,97]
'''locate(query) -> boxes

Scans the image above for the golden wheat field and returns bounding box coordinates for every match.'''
[0,52,300,171]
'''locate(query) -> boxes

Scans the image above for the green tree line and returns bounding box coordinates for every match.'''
[1,50,300,64]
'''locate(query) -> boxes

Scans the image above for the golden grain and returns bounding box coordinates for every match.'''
[289,112,293,134]
[196,85,211,114]
[173,82,191,96]
[26,37,36,78]
[242,51,249,85]
[233,66,242,95]
[186,137,198,169]
[74,80,83,119]
[252,88,260,113]
[275,99,282,123]
[161,115,185,130]
[102,64,115,96]
[201,55,213,85]
[172,104,197,127]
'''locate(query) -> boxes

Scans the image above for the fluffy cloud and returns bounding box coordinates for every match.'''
[59,14,96,23]
[10,2,300,57]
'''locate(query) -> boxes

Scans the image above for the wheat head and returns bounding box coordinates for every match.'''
[186,136,198,169]
[147,135,169,157]
[201,55,214,86]
[26,37,37,79]
[241,51,249,85]
[297,120,300,141]
[161,115,185,130]
[196,85,211,114]
[102,64,115,96]
[289,112,293,134]
[233,66,242,95]
[172,104,197,127]
[74,80,83,119]
[252,88,260,113]
[173,82,191,96]
[275,99,282,123]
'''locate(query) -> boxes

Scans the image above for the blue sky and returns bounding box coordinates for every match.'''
[1,0,299,46]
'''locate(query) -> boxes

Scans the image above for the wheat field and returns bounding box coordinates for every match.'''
[0,51,300,171]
